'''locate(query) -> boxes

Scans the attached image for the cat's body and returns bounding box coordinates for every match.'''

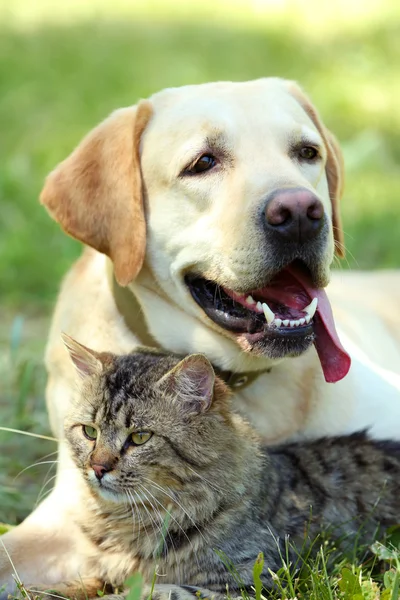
[29,340,400,600]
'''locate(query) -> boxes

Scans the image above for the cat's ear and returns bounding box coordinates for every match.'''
[158,354,215,414]
[62,333,107,379]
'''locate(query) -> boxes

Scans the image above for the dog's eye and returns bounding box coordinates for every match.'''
[186,154,217,175]
[298,146,319,161]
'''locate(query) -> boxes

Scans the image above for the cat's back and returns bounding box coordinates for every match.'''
[261,433,400,538]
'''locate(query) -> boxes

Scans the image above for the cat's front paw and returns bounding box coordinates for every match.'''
[140,583,225,600]
[24,578,108,600]
[87,583,229,600]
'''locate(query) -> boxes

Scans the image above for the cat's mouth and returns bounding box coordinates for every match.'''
[185,261,351,383]
[88,473,125,503]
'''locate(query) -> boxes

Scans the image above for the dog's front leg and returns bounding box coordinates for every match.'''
[0,460,97,598]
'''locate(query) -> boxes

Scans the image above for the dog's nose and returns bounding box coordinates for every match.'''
[264,188,324,243]
[91,463,112,480]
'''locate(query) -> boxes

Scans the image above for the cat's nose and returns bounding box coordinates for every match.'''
[92,463,112,480]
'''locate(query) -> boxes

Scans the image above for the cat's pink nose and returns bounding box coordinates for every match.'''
[92,463,111,480]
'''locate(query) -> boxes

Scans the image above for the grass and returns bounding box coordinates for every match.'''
[0,0,399,597]
[0,314,54,524]
[6,536,400,599]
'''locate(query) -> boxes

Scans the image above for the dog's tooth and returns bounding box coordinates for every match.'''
[289,320,296,327]
[299,318,306,326]
[305,315,311,324]
[262,302,275,324]
[246,295,256,305]
[303,297,318,319]
[282,319,290,327]
[294,320,300,327]
[256,301,262,312]
[274,318,282,327]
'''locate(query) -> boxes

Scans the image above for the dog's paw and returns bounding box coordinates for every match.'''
[24,578,107,600]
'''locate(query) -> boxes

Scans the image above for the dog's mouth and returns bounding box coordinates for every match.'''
[185,262,351,383]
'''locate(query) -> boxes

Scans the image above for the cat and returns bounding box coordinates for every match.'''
[26,334,400,600]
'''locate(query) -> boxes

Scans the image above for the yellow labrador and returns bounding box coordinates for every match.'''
[1,78,400,594]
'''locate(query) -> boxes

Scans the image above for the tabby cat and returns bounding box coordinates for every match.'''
[29,334,400,600]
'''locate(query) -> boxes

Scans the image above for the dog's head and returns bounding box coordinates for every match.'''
[40,78,350,383]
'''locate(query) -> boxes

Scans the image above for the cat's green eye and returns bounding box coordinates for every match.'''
[131,431,152,446]
[83,425,98,440]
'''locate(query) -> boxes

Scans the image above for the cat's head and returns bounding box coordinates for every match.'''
[62,334,245,507]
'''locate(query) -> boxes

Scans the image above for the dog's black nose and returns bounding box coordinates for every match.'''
[264,187,324,243]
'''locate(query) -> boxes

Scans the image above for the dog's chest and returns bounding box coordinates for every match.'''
[231,361,324,444]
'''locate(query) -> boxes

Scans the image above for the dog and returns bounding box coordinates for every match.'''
[1,78,400,593]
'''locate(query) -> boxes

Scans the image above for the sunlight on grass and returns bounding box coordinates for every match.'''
[1,0,400,36]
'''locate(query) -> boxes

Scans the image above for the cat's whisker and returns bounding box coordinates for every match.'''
[35,460,79,494]
[136,485,168,558]
[138,484,174,564]
[36,450,59,462]
[35,473,59,505]
[139,483,195,558]
[128,489,145,543]
[35,458,59,505]
[139,483,197,578]
[126,490,137,528]
[13,460,60,481]
[125,490,137,534]
[130,489,154,552]
[135,488,163,551]
[141,477,207,543]
[185,464,228,494]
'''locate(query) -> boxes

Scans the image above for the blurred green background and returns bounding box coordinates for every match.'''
[0,0,399,523]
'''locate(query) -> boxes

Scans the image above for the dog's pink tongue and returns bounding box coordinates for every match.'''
[287,268,351,383]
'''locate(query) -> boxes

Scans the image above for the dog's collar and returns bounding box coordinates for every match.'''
[107,263,271,390]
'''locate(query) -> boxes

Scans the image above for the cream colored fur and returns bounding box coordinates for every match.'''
[1,78,399,595]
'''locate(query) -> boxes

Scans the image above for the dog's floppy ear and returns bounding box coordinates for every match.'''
[40,100,153,285]
[287,82,345,258]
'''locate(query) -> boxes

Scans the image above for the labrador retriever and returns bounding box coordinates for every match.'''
[1,78,399,593]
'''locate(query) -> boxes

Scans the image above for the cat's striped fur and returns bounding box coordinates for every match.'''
[28,338,400,600]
